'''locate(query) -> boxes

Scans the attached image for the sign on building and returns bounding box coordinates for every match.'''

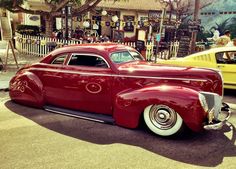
[0,13,12,40]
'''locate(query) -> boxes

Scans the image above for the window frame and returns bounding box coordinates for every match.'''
[51,54,68,65]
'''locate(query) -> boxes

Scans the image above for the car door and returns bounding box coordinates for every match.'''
[215,51,236,89]
[39,53,69,105]
[60,53,113,115]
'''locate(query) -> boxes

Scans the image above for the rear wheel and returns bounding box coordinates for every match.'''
[144,104,183,136]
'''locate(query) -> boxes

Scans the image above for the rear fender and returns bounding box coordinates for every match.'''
[9,71,44,108]
[113,85,205,132]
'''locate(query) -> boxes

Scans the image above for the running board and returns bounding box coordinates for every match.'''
[44,105,115,124]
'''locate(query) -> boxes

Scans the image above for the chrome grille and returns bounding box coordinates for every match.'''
[200,92,222,119]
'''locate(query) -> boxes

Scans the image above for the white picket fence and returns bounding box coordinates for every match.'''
[169,41,180,58]
[15,33,82,57]
[145,41,180,61]
[15,33,138,57]
[14,33,179,60]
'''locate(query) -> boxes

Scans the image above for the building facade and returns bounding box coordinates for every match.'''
[7,0,236,40]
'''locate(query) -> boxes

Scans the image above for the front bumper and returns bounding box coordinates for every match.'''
[203,103,231,130]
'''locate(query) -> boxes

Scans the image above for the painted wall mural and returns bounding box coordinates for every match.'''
[199,0,236,38]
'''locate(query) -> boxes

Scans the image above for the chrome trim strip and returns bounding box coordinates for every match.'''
[45,108,105,123]
[224,83,236,86]
[115,74,207,82]
[200,91,219,96]
[42,74,63,78]
[30,67,207,82]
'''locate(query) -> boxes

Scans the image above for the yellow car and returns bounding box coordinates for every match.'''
[158,47,236,89]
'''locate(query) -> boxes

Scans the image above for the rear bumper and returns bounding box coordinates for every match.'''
[203,103,231,130]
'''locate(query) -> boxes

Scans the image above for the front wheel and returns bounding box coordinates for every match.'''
[144,104,184,136]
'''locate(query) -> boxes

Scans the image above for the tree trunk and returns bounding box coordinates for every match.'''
[45,15,53,37]
[190,0,200,53]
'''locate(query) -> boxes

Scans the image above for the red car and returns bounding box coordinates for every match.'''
[9,43,231,136]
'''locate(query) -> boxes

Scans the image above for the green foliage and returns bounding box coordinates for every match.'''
[16,24,40,35]
[0,0,23,10]
[195,17,236,43]
[211,18,231,35]
[0,0,82,11]
[210,18,236,38]
[229,18,236,39]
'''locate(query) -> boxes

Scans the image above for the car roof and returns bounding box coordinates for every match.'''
[40,43,137,64]
[50,43,135,56]
[187,46,236,57]
[207,46,236,53]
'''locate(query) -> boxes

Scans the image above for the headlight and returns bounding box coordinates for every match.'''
[199,93,209,112]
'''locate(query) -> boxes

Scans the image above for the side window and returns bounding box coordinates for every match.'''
[68,54,108,68]
[216,52,236,64]
[51,54,67,64]
[216,52,227,64]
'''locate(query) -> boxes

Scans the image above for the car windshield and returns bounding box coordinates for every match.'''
[110,51,144,64]
[129,51,145,61]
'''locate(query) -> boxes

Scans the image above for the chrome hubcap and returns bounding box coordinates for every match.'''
[149,105,177,130]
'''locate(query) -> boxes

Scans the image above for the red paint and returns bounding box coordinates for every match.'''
[9,43,223,132]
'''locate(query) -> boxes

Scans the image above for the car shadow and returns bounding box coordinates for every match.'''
[224,89,236,104]
[5,100,236,167]
[224,89,236,98]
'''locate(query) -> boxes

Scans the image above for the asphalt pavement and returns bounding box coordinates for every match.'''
[0,91,236,169]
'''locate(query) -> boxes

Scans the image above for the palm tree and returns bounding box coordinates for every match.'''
[210,17,236,37]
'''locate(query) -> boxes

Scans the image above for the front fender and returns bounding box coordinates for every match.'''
[113,85,206,132]
[9,71,44,108]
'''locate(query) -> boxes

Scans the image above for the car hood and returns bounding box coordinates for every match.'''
[117,61,215,79]
[117,61,223,96]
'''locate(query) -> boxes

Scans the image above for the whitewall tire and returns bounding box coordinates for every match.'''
[144,104,183,136]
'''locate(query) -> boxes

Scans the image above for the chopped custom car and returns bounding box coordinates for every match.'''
[9,43,231,136]
[158,47,236,90]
